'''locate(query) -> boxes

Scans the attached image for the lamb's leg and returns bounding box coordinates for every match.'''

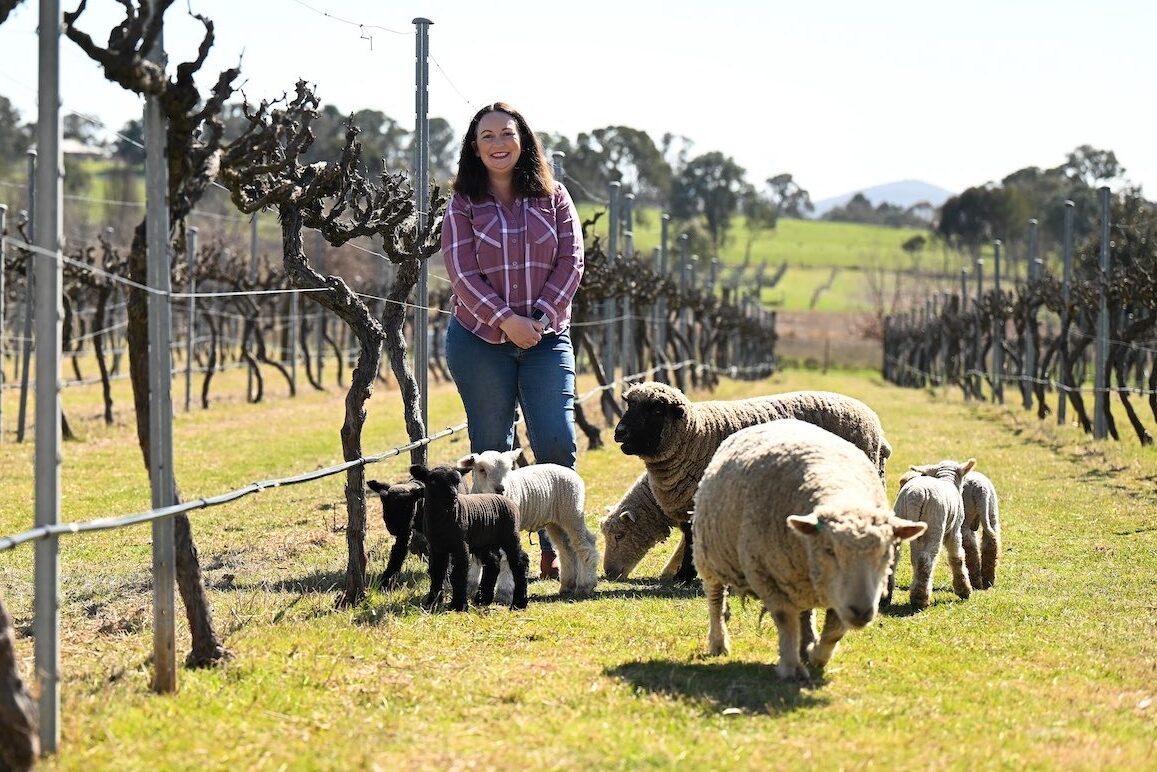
[772,609,809,682]
[509,546,530,610]
[980,514,1001,589]
[943,525,973,600]
[961,523,982,589]
[809,608,849,670]
[909,541,936,610]
[704,577,730,656]
[448,546,470,612]
[465,555,483,600]
[565,524,600,596]
[379,530,411,590]
[493,551,514,607]
[475,549,500,606]
[544,524,574,594]
[880,542,901,609]
[423,551,450,610]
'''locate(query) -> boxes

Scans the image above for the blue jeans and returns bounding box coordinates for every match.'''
[446,317,578,551]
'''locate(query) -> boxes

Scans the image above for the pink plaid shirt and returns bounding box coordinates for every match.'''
[441,182,583,344]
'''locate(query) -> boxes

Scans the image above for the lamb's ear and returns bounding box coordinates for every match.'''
[622,510,636,523]
[504,449,524,467]
[456,453,478,470]
[961,458,977,475]
[909,463,933,475]
[366,479,386,493]
[891,518,928,542]
[409,464,429,482]
[787,513,822,536]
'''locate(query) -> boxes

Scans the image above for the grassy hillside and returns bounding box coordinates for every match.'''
[0,368,1154,768]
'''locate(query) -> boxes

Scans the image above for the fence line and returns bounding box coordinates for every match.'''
[885,357,1157,397]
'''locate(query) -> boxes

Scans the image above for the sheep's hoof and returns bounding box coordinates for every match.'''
[449,601,469,612]
[420,594,440,611]
[510,598,529,610]
[775,662,811,683]
[909,596,929,611]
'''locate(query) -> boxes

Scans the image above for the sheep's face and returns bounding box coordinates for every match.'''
[457,450,520,495]
[600,509,640,579]
[366,479,424,537]
[614,389,688,457]
[789,508,927,629]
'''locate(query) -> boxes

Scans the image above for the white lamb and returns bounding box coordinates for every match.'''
[894,458,977,609]
[902,466,1002,590]
[692,419,927,682]
[458,450,599,599]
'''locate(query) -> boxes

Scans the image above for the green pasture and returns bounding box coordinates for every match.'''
[0,365,1154,769]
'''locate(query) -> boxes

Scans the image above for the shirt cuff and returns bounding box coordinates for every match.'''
[490,305,515,328]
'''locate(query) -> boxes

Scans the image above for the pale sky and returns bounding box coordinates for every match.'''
[1,0,1153,202]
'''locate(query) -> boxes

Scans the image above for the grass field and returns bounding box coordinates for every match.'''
[1,365,1154,769]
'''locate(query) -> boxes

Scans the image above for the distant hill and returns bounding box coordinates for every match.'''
[811,180,955,218]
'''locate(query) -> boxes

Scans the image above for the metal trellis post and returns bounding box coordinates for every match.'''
[1093,187,1111,439]
[413,17,433,461]
[185,226,197,412]
[33,0,63,751]
[144,32,177,694]
[1058,200,1074,425]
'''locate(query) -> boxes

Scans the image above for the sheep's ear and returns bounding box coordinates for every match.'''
[962,458,977,475]
[455,464,473,475]
[366,479,386,493]
[897,470,919,488]
[503,449,523,467]
[787,513,821,536]
[909,463,934,475]
[456,453,478,469]
[892,518,928,542]
[409,464,429,482]
[622,510,636,523]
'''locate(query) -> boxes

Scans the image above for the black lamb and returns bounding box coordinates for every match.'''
[409,463,530,611]
[366,478,427,589]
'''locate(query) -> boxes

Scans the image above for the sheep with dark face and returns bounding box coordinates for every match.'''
[409,464,529,611]
[611,384,892,582]
[692,420,926,682]
[366,478,426,589]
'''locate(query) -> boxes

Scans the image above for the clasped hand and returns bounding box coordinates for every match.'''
[499,314,546,349]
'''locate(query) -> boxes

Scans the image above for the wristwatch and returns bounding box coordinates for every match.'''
[531,308,550,331]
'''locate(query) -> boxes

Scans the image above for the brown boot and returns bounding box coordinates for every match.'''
[539,547,559,580]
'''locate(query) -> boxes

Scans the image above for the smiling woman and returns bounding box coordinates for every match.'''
[440,101,585,579]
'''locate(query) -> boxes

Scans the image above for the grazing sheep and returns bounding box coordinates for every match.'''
[692,419,926,682]
[611,383,892,581]
[894,458,977,609]
[458,450,600,597]
[600,473,669,580]
[902,467,1002,590]
[366,478,426,589]
[409,464,530,611]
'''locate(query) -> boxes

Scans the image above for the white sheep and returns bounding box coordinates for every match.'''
[894,458,977,609]
[458,450,599,598]
[692,419,926,682]
[902,467,1001,590]
[611,383,893,582]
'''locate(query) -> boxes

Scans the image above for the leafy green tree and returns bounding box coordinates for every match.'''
[427,116,457,184]
[937,184,1016,256]
[670,150,746,254]
[0,94,32,171]
[766,172,813,224]
[1063,144,1125,188]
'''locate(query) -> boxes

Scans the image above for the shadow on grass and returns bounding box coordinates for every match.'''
[606,657,830,715]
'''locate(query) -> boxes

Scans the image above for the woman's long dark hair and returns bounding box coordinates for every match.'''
[451,102,555,202]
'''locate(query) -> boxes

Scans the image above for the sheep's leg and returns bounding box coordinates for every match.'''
[659,535,685,579]
[799,609,817,662]
[772,609,809,682]
[475,549,500,606]
[423,551,450,610]
[545,524,574,593]
[704,577,730,656]
[943,526,972,600]
[980,515,1001,589]
[880,543,901,609]
[810,608,849,670]
[509,546,530,610]
[571,525,601,596]
[447,547,470,612]
[673,521,698,583]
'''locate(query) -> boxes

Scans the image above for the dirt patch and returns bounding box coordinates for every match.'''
[774,310,881,370]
